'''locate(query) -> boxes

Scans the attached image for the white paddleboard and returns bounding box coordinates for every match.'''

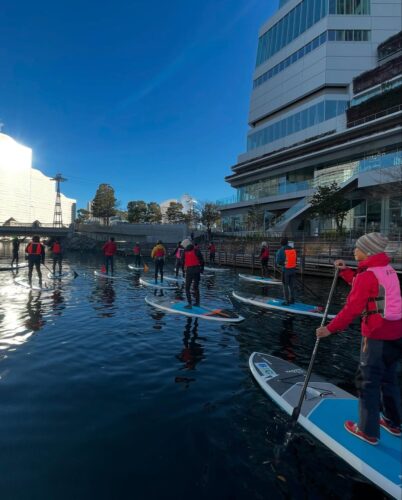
[94,270,125,280]
[249,352,401,499]
[128,264,144,271]
[14,276,50,291]
[232,291,335,318]
[164,275,184,284]
[0,263,29,271]
[204,266,230,272]
[145,296,245,323]
[47,271,74,279]
[239,273,282,285]
[139,277,176,290]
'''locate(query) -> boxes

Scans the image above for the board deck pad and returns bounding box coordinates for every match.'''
[233,291,335,318]
[145,296,244,323]
[239,273,282,285]
[139,277,176,289]
[250,352,402,499]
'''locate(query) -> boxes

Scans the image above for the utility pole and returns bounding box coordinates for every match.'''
[51,173,67,227]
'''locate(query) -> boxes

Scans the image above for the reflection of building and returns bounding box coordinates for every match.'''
[0,133,76,224]
[219,1,402,237]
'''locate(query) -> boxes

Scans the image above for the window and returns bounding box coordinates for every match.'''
[325,100,338,119]
[345,0,353,14]
[329,0,336,13]
[294,112,301,133]
[301,108,309,129]
[294,3,302,38]
[345,30,353,41]
[312,36,319,49]
[337,0,345,14]
[287,115,294,135]
[336,30,345,41]
[307,0,315,28]
[314,0,322,22]
[328,30,336,41]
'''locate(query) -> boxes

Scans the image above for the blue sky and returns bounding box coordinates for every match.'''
[1,0,277,209]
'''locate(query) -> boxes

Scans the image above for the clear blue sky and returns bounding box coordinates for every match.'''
[1,0,277,210]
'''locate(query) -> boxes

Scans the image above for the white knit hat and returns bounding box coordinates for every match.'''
[181,239,191,248]
[356,232,388,255]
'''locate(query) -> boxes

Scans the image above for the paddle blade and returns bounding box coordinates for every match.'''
[144,263,149,273]
[73,271,79,279]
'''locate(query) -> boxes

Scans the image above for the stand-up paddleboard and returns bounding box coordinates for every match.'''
[232,291,335,318]
[164,275,185,284]
[239,273,282,285]
[128,264,143,271]
[145,296,245,323]
[0,263,29,271]
[139,277,176,290]
[47,271,75,279]
[14,276,50,291]
[94,270,125,280]
[204,266,230,272]
[249,352,401,499]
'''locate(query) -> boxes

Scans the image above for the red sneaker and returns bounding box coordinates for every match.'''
[344,421,378,445]
[379,418,401,437]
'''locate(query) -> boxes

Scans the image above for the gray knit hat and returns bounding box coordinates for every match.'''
[355,232,388,256]
[181,239,191,249]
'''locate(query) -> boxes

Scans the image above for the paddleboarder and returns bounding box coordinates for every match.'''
[259,241,270,277]
[51,238,63,275]
[316,232,402,444]
[276,237,297,305]
[151,240,166,283]
[133,242,141,267]
[102,237,117,275]
[172,241,184,278]
[25,235,45,288]
[11,236,25,268]
[208,241,216,265]
[181,238,204,309]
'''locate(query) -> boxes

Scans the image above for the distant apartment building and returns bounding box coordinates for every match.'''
[219,0,402,236]
[0,133,76,225]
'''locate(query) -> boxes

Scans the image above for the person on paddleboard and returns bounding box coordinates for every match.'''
[51,238,63,275]
[102,237,117,274]
[316,232,402,444]
[208,241,216,265]
[133,242,141,267]
[11,236,26,268]
[260,241,270,277]
[172,241,185,278]
[25,235,45,288]
[151,240,166,283]
[276,237,297,305]
[181,238,204,309]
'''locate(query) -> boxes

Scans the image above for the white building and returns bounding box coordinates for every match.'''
[0,133,76,225]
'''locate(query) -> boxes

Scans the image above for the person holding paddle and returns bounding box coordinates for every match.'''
[181,238,204,309]
[151,240,166,283]
[25,235,45,288]
[276,237,297,305]
[316,233,402,444]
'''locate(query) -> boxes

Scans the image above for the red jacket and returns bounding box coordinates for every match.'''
[102,241,117,256]
[327,253,402,340]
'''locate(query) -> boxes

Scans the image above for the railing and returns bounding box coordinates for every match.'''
[347,104,402,128]
[0,222,71,228]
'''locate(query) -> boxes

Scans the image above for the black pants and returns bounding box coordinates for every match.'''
[185,267,201,306]
[11,251,19,267]
[53,254,63,274]
[261,258,269,276]
[134,255,141,267]
[105,256,114,274]
[28,257,42,284]
[355,336,402,438]
[282,269,296,303]
[154,258,164,281]
[175,258,184,277]
[209,253,215,264]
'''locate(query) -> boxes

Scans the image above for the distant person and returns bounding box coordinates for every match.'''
[51,238,63,275]
[151,240,166,283]
[133,242,141,267]
[25,235,45,287]
[102,237,117,274]
[208,241,216,265]
[207,227,212,242]
[190,232,194,241]
[172,241,185,278]
[316,233,402,444]
[260,242,270,277]
[11,236,25,268]
[181,238,204,309]
[276,237,297,305]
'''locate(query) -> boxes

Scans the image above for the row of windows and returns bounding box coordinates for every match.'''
[351,76,402,106]
[247,100,348,151]
[256,0,370,66]
[253,30,370,89]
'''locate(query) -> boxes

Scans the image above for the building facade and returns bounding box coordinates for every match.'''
[219,0,402,237]
[0,133,76,225]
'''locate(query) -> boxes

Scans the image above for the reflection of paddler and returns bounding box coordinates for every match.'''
[25,236,45,288]
[25,291,45,331]
[176,317,203,372]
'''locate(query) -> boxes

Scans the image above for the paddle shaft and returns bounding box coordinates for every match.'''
[290,267,340,423]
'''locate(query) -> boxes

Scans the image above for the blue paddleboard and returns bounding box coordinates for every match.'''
[249,352,401,499]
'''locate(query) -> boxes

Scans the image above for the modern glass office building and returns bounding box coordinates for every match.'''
[219,0,402,237]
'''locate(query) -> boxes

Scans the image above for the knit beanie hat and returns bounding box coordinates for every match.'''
[355,232,388,256]
[181,239,191,249]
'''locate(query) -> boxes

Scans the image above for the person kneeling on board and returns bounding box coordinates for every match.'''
[181,238,204,309]
[316,232,402,445]
[276,237,297,305]
[25,235,46,288]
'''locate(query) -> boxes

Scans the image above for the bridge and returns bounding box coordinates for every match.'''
[0,222,72,238]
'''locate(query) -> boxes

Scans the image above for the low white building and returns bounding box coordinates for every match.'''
[0,133,76,225]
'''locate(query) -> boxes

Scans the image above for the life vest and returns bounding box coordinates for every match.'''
[184,249,200,268]
[103,242,117,256]
[284,248,297,269]
[209,244,216,253]
[365,266,402,321]
[133,246,140,255]
[27,243,42,255]
[52,242,61,254]
[261,247,269,259]
[154,247,165,258]
[175,247,184,259]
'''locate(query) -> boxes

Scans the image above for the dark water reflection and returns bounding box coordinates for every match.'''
[0,252,399,499]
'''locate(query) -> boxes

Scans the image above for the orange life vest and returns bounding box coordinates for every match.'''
[27,243,42,255]
[184,249,200,267]
[284,248,297,269]
[52,242,61,254]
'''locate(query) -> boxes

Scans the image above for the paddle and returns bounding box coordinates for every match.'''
[284,266,339,444]
[43,263,79,279]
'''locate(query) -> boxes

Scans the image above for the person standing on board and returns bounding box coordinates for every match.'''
[51,238,63,275]
[102,237,117,275]
[133,242,141,267]
[151,240,166,283]
[11,236,25,268]
[276,237,297,305]
[208,241,216,265]
[259,241,270,277]
[25,235,45,287]
[172,241,184,278]
[181,238,204,309]
[316,233,402,444]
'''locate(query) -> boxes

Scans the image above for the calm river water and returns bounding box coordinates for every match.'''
[0,249,399,499]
